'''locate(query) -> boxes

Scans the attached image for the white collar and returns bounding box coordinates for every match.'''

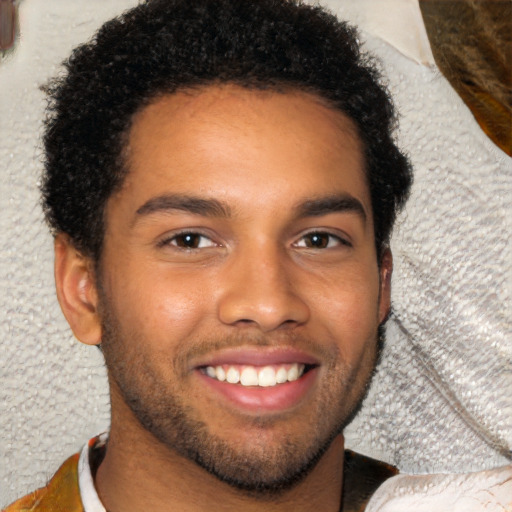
[77,433,108,512]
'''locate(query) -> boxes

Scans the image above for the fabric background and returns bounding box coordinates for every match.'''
[1,0,510,506]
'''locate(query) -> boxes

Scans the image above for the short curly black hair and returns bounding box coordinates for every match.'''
[42,0,412,261]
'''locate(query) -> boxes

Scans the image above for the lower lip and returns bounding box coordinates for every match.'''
[196,367,319,413]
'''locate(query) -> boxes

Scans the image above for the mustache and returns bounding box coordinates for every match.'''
[173,331,339,373]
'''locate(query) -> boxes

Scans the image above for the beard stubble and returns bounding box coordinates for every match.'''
[98,292,379,498]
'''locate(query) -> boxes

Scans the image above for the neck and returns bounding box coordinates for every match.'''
[96,393,345,512]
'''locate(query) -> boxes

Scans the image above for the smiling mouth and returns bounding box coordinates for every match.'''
[200,363,316,387]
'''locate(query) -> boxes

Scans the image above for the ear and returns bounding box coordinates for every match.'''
[54,234,102,345]
[378,248,393,325]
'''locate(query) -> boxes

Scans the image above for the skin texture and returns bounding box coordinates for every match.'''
[55,85,392,512]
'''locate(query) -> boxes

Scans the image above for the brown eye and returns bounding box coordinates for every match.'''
[304,233,330,248]
[159,232,217,250]
[295,231,351,249]
[173,233,202,248]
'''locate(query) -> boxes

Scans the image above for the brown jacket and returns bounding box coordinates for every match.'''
[3,449,397,512]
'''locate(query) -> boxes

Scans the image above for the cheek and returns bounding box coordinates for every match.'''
[309,268,381,359]
[105,263,215,343]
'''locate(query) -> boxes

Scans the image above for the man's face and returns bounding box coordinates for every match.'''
[97,85,391,493]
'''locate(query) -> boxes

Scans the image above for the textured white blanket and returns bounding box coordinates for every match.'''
[367,465,512,512]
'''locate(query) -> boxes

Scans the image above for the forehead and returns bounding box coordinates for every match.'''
[117,85,370,219]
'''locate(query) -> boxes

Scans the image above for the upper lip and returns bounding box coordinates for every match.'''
[191,347,320,369]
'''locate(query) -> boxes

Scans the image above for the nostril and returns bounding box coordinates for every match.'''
[235,319,257,325]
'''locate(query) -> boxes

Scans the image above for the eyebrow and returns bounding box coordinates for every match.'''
[136,194,231,218]
[296,194,367,222]
[135,192,366,223]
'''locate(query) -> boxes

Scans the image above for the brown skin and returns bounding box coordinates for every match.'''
[55,85,392,512]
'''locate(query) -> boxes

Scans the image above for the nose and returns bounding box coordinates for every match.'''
[217,245,310,332]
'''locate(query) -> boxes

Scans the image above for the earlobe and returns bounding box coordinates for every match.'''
[378,249,393,324]
[54,234,102,345]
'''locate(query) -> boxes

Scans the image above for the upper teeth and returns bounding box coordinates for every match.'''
[205,364,305,387]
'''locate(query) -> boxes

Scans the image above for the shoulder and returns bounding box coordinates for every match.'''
[3,453,83,512]
[342,449,399,512]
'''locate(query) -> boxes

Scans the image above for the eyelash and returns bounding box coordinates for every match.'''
[157,231,218,250]
[157,230,351,251]
[294,231,352,250]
